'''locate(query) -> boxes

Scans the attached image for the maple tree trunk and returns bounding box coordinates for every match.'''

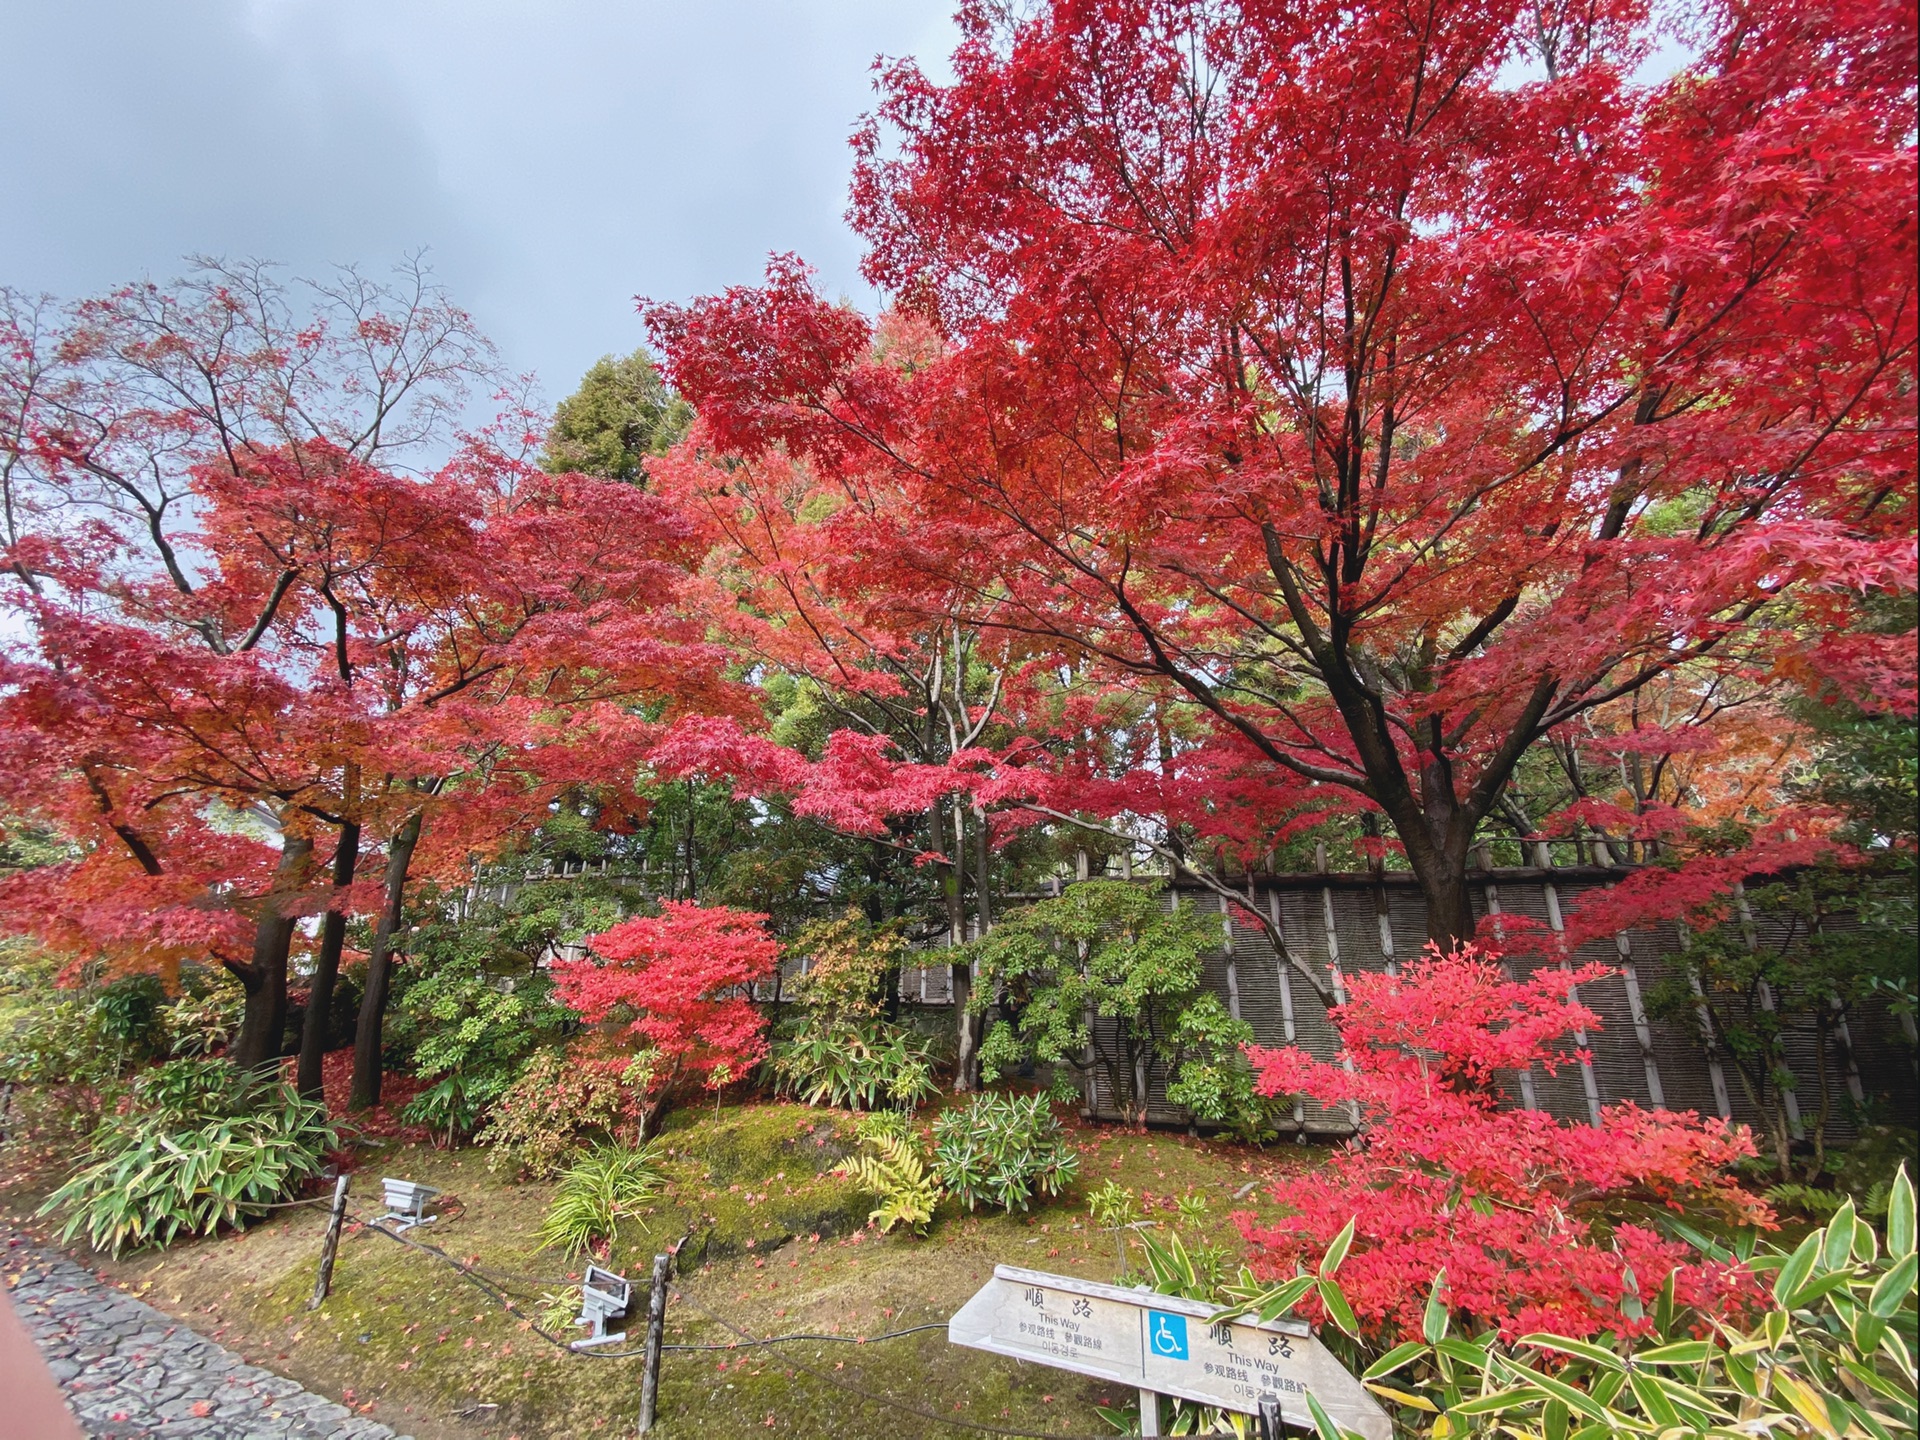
[951,960,978,1091]
[636,1083,675,1144]
[296,818,359,1099]
[1417,864,1478,949]
[231,832,316,1073]
[1811,1021,1833,1181]
[935,796,980,1091]
[350,811,422,1111]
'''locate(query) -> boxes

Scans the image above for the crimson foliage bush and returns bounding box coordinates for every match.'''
[1237,945,1769,1343]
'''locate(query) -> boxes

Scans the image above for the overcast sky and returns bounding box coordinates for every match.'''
[0,0,956,402]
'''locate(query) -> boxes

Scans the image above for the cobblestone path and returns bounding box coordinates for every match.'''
[3,1228,411,1440]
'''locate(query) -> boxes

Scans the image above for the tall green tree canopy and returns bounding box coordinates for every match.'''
[541,347,692,484]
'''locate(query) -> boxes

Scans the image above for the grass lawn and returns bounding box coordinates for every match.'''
[3,1096,1325,1439]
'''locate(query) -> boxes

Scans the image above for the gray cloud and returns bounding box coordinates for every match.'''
[0,0,954,398]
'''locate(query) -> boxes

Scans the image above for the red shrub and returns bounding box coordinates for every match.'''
[552,901,779,1132]
[1237,945,1768,1343]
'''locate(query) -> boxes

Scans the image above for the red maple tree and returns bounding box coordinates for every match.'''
[551,900,781,1137]
[1238,945,1770,1342]
[648,0,1917,944]
[0,263,734,1092]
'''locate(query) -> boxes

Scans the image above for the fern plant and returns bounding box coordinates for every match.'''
[845,1130,942,1235]
[537,1144,667,1258]
[1763,1181,1850,1217]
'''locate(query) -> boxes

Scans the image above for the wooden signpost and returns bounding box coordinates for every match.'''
[948,1265,1392,1440]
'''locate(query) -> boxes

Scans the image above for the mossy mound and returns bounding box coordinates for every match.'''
[655,1102,870,1261]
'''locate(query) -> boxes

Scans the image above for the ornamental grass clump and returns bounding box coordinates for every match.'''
[41,1057,338,1256]
[538,1144,668,1258]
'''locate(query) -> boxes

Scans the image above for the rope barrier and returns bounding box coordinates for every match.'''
[664,1283,1120,1440]
[658,1320,949,1351]
[350,1217,962,1356]
[347,1214,1125,1436]
[246,1195,339,1211]
[352,1214,587,1355]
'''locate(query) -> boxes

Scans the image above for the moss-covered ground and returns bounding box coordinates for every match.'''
[3,1096,1324,1440]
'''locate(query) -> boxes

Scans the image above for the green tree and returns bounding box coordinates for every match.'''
[540,348,691,483]
[967,880,1264,1133]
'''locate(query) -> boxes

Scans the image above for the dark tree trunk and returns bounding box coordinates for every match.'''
[934,796,980,1091]
[1418,866,1478,949]
[965,801,995,1086]
[296,818,360,1099]
[349,811,422,1111]
[231,832,316,1072]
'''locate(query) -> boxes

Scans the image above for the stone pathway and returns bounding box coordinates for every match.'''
[3,1228,411,1440]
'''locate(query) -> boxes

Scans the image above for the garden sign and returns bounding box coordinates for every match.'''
[948,1265,1391,1440]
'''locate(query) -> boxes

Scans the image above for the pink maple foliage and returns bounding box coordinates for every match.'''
[1237,945,1769,1344]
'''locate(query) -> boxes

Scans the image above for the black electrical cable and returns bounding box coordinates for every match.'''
[351,1216,1131,1437]
[352,1218,939,1355]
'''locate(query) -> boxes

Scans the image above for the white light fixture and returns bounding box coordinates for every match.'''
[572,1264,633,1350]
[378,1177,441,1232]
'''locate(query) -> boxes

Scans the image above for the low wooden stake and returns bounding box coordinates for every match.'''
[636,1251,672,1434]
[1260,1394,1285,1440]
[308,1173,351,1310]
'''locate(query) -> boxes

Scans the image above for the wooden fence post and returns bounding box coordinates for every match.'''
[308,1173,351,1310]
[636,1251,672,1434]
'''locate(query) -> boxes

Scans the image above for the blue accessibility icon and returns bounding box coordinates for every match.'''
[1147,1310,1189,1361]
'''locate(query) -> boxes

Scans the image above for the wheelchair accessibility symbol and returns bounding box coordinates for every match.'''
[1147,1310,1189,1361]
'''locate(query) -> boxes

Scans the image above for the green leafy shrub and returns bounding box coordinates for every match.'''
[1224,1168,1918,1440]
[396,940,573,1143]
[965,880,1268,1131]
[1088,1179,1144,1279]
[844,1128,942,1235]
[855,1109,913,1145]
[0,947,168,1086]
[930,1092,1080,1213]
[784,909,904,1019]
[1835,1125,1920,1210]
[161,969,245,1058]
[39,1058,338,1255]
[772,1015,937,1112]
[91,974,168,1064]
[538,1145,667,1258]
[772,911,935,1114]
[480,1047,650,1179]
